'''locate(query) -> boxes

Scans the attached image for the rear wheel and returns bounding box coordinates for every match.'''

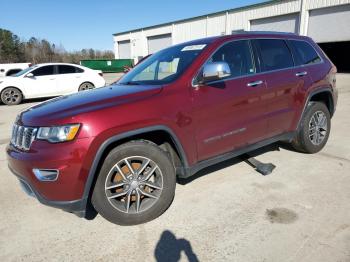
[92,140,176,225]
[78,82,94,91]
[1,87,23,105]
[291,102,331,153]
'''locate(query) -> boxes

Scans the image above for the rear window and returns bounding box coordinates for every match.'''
[290,40,321,66]
[58,65,83,74]
[254,39,294,71]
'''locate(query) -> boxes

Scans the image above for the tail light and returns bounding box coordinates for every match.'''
[99,72,103,77]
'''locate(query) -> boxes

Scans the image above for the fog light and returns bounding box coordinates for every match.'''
[33,169,59,181]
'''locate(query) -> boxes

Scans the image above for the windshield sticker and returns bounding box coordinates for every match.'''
[181,44,206,51]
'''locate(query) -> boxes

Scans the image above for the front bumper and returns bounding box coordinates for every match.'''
[9,165,86,217]
[6,137,94,217]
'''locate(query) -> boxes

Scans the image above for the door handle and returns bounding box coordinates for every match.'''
[49,78,56,80]
[296,71,307,77]
[247,80,264,87]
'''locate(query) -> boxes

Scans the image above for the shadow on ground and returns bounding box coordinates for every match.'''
[177,142,296,185]
[154,230,199,262]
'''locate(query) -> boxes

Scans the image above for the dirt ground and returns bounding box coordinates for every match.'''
[0,74,349,262]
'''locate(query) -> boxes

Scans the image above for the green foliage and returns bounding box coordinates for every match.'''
[0,28,114,64]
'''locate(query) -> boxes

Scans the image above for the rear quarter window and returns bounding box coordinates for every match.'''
[289,40,321,66]
[254,39,294,72]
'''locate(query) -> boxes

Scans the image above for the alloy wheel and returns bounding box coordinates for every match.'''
[308,110,328,145]
[104,156,163,214]
[79,82,94,91]
[2,88,21,104]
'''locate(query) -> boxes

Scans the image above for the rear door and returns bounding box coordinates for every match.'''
[57,65,84,94]
[192,40,270,161]
[252,39,307,136]
[288,39,324,128]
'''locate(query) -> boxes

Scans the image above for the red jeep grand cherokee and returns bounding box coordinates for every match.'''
[7,32,337,225]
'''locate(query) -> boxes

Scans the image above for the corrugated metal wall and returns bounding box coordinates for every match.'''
[306,0,350,10]
[173,18,207,44]
[113,0,350,61]
[207,14,226,37]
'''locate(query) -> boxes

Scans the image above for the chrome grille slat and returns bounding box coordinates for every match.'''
[11,124,37,151]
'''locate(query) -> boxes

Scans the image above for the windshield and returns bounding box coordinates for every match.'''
[14,66,38,77]
[118,43,208,85]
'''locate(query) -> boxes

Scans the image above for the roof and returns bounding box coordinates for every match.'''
[151,31,302,51]
[113,0,282,36]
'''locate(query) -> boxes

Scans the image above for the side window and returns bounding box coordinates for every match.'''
[58,65,82,74]
[32,66,54,76]
[208,40,255,78]
[290,40,321,66]
[254,39,294,71]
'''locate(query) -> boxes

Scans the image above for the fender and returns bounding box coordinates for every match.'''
[296,87,335,130]
[80,125,189,208]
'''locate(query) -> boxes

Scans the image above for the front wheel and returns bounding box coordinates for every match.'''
[1,87,23,105]
[92,141,176,225]
[291,102,331,153]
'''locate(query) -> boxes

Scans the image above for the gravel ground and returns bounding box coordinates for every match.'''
[0,74,349,262]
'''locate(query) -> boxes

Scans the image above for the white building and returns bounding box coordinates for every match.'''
[113,0,350,71]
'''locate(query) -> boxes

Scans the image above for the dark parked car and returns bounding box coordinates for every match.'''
[7,32,337,225]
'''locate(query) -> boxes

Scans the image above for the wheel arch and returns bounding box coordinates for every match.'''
[309,88,335,117]
[81,125,188,212]
[296,87,334,132]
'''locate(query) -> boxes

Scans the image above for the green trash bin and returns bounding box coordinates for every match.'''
[80,59,134,73]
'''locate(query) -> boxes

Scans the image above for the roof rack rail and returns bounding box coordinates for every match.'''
[232,30,298,35]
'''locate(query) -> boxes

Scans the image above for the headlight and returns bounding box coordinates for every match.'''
[37,124,80,143]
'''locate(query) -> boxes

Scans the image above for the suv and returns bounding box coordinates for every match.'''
[7,32,337,225]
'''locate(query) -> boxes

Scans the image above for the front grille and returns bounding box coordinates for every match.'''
[11,124,37,151]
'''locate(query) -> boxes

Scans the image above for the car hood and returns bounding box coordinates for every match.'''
[19,84,163,125]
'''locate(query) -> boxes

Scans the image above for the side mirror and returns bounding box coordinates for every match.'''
[26,73,34,78]
[201,62,231,83]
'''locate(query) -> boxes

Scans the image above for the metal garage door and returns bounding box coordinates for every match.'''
[250,13,300,33]
[308,5,350,43]
[147,34,172,54]
[118,40,131,59]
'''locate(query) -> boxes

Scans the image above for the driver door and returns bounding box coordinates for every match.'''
[192,40,270,161]
[24,65,58,97]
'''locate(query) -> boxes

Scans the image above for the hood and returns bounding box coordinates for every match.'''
[19,84,163,125]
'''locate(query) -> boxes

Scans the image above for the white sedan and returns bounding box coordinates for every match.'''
[0,63,106,105]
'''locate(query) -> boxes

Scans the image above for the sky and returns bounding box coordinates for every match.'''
[0,0,268,51]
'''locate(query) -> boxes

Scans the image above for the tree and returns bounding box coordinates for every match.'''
[0,28,115,64]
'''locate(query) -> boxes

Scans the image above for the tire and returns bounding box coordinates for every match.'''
[78,82,94,91]
[291,102,331,153]
[92,140,176,225]
[1,87,23,105]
